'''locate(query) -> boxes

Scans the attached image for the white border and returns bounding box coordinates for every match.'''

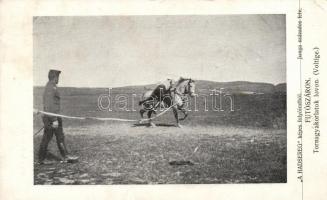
[1,0,326,200]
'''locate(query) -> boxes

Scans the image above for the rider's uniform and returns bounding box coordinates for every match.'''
[139,79,175,106]
[156,79,175,97]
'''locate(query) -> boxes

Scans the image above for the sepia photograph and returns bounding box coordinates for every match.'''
[32,15,287,185]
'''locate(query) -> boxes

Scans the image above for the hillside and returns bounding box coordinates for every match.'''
[34,80,286,129]
[34,80,286,96]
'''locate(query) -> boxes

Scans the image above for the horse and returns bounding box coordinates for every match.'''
[139,78,196,128]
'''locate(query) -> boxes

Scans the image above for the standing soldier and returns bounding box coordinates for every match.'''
[38,69,78,164]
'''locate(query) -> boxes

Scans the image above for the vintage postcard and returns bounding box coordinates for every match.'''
[0,0,326,200]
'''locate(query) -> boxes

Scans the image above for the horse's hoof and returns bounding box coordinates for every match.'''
[177,124,183,128]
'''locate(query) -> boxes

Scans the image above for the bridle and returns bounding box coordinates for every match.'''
[172,79,194,98]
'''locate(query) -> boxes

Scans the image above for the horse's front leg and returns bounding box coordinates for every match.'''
[178,107,188,121]
[172,107,182,128]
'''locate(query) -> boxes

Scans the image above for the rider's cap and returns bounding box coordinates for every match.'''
[48,69,61,80]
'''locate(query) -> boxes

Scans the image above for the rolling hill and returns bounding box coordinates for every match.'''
[34,80,286,96]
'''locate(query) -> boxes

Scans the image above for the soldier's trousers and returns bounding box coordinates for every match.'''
[38,116,68,162]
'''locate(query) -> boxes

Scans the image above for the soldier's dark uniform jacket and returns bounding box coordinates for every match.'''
[43,81,60,119]
[139,79,174,106]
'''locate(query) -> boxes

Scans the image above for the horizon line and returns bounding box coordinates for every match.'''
[33,80,286,89]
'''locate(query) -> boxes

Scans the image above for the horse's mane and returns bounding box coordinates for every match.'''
[175,77,194,86]
[174,77,195,94]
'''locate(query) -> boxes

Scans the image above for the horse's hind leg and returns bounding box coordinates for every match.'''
[139,108,146,124]
[147,110,156,127]
[173,107,182,128]
[140,108,146,118]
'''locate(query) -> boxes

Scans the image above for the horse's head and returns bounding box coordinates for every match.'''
[176,77,196,97]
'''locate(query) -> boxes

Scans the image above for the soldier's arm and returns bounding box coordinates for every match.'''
[43,86,57,122]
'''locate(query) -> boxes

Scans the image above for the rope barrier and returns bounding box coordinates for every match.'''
[33,101,179,123]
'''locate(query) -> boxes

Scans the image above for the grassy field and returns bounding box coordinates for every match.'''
[34,124,286,184]
[33,82,286,184]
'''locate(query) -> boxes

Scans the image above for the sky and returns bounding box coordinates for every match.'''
[33,15,286,87]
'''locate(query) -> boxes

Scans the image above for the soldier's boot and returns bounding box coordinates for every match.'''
[58,142,69,159]
[58,142,79,163]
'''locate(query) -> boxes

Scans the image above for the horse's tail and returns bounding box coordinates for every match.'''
[139,100,145,106]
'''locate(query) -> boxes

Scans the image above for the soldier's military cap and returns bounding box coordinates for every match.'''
[48,69,61,80]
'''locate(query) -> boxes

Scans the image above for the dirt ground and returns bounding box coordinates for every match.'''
[34,122,286,184]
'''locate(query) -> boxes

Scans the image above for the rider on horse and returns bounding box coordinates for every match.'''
[138,77,196,127]
[139,78,175,106]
